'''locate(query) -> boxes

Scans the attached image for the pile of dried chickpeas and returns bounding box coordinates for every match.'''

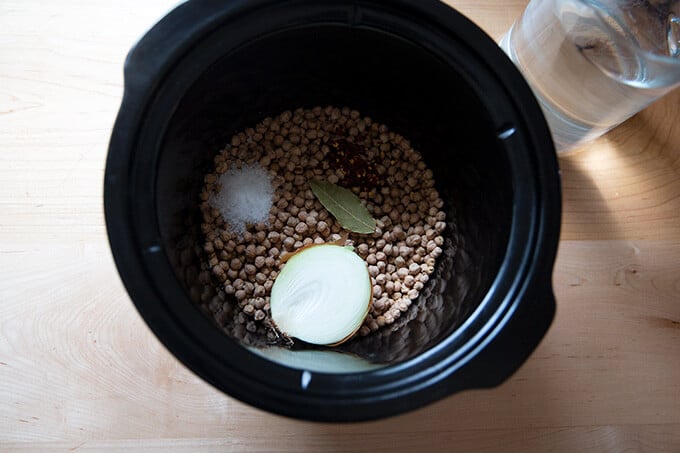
[199,106,446,339]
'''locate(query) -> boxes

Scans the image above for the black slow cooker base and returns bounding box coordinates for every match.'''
[105,0,560,422]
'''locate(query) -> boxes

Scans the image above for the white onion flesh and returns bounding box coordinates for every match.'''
[270,244,372,346]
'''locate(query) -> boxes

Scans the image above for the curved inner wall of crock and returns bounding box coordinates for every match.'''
[155,25,513,372]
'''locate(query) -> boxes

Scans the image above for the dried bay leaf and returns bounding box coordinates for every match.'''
[309,180,376,234]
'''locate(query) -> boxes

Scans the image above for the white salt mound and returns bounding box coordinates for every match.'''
[210,163,273,236]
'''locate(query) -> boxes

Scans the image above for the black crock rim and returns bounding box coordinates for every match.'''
[104,0,561,422]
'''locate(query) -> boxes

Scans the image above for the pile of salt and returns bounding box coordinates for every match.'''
[210,163,273,236]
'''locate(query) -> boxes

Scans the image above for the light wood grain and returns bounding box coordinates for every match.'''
[558,88,680,241]
[2,0,680,452]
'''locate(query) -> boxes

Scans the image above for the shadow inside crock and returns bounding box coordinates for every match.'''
[156,24,515,370]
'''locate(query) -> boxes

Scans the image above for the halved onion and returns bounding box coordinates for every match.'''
[270,244,372,346]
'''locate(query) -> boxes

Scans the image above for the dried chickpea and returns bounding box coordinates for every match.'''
[200,105,450,336]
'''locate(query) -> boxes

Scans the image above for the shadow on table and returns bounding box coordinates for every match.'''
[583,89,680,240]
[621,87,680,174]
[554,145,622,241]
[295,351,565,446]
[555,85,680,242]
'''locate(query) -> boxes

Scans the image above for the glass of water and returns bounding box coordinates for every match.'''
[500,0,680,152]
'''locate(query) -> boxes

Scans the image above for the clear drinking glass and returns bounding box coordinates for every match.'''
[500,0,680,152]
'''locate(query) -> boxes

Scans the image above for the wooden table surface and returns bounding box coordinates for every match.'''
[2,1,679,451]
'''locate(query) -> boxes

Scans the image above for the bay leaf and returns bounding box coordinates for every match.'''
[309,180,376,234]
